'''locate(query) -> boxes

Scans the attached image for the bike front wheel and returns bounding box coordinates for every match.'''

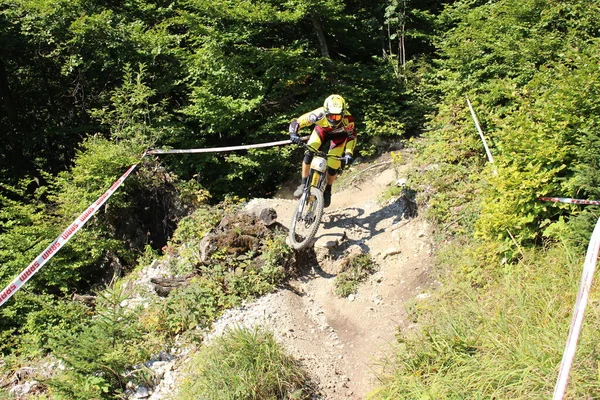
[289,187,324,250]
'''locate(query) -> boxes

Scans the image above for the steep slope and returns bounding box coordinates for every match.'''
[151,152,437,399]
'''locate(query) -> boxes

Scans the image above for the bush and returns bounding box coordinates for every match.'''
[47,285,153,399]
[140,215,293,339]
[145,277,228,337]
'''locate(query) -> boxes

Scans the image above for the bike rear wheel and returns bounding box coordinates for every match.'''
[289,187,324,250]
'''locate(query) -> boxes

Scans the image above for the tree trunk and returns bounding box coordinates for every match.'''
[311,13,330,58]
[401,22,406,70]
[399,0,407,82]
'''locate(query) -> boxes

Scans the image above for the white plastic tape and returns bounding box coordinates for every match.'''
[0,164,138,307]
[146,139,293,154]
[553,216,600,399]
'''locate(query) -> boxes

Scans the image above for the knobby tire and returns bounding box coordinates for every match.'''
[289,187,324,250]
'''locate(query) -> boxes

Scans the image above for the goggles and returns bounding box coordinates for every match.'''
[327,113,343,121]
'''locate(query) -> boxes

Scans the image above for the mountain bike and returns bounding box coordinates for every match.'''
[289,142,344,250]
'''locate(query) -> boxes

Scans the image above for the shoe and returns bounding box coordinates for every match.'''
[293,184,305,198]
[324,190,331,208]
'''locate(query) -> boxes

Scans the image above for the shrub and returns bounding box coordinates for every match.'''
[147,277,228,337]
[141,228,292,339]
[47,285,153,399]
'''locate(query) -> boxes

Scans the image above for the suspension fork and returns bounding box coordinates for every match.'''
[297,168,322,218]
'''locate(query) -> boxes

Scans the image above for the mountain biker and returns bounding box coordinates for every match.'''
[288,94,357,208]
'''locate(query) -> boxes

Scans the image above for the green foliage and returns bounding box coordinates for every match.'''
[148,277,227,337]
[178,327,314,400]
[169,206,225,247]
[0,292,90,358]
[90,63,173,146]
[413,0,600,249]
[141,204,293,338]
[19,294,90,357]
[260,234,292,284]
[384,0,441,81]
[136,244,160,271]
[379,184,405,205]
[374,1,600,397]
[0,73,191,353]
[410,154,483,237]
[0,0,184,178]
[473,42,600,245]
[335,253,377,297]
[26,137,142,293]
[48,373,111,400]
[53,137,140,215]
[141,235,291,338]
[0,179,59,294]
[1,0,435,208]
[372,241,600,399]
[48,284,154,399]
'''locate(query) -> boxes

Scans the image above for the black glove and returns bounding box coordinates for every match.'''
[343,154,354,166]
[289,121,301,144]
[289,120,299,136]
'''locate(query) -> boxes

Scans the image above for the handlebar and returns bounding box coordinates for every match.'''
[297,140,344,161]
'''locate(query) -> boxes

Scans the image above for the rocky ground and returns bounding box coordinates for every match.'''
[4,151,437,400]
[151,152,438,400]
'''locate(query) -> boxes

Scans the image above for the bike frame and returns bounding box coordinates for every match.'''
[289,141,345,249]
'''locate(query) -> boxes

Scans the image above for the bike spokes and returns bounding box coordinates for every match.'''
[289,188,325,250]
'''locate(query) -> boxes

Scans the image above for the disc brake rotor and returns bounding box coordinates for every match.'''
[303,214,315,226]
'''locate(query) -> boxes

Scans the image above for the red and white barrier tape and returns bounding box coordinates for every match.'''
[553,216,600,399]
[0,138,298,308]
[145,139,292,154]
[539,197,600,206]
[0,164,138,307]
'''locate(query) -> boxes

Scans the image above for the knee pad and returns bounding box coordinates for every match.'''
[327,166,339,176]
[303,152,314,164]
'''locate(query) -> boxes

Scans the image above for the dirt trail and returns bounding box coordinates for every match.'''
[210,153,436,399]
[3,152,435,400]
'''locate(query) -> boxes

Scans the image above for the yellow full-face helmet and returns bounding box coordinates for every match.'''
[323,94,346,128]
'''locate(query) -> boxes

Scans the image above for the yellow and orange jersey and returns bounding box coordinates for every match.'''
[296,106,356,140]
[294,106,357,157]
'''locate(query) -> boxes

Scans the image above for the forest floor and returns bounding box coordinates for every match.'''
[157,151,438,399]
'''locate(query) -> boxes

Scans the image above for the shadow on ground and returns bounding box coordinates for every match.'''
[317,189,418,255]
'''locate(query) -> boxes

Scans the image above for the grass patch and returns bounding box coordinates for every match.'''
[370,241,600,399]
[379,184,404,204]
[178,327,315,399]
[335,253,377,297]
